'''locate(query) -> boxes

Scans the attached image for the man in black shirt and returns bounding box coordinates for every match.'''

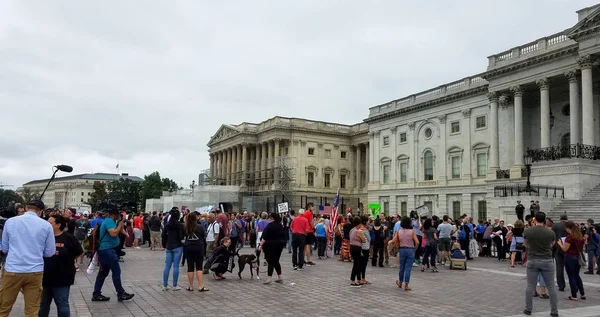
[148,211,163,250]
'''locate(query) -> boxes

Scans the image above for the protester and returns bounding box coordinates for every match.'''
[163,209,184,291]
[259,212,285,285]
[0,200,56,316]
[183,212,208,292]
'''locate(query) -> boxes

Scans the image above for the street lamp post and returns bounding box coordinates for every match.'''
[524,155,533,193]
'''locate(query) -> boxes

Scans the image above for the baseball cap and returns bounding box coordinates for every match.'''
[26,199,45,211]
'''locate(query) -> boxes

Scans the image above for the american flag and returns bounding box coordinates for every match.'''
[329,188,340,233]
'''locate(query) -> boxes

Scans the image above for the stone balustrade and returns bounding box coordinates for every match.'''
[368,75,487,116]
[236,116,368,135]
[487,31,574,68]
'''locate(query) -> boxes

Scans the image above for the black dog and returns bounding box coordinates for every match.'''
[236,248,260,280]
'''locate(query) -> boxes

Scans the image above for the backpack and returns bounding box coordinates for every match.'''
[514,236,524,251]
[458,226,467,240]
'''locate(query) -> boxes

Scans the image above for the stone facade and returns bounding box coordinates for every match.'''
[365,5,600,220]
[207,116,369,212]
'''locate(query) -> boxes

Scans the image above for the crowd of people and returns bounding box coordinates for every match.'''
[1,198,599,317]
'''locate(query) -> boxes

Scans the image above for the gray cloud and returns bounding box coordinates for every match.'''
[0,0,596,188]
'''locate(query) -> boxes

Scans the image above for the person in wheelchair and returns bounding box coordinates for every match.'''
[208,238,232,280]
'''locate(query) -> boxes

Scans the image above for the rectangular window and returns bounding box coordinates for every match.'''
[477,153,488,177]
[451,156,461,179]
[383,201,389,216]
[81,198,84,202]
[478,201,488,221]
[400,201,407,216]
[324,173,331,188]
[452,201,461,220]
[308,148,315,155]
[81,192,84,196]
[383,165,391,184]
[399,133,407,143]
[307,172,315,187]
[383,136,390,146]
[400,163,407,183]
[340,175,346,188]
[325,149,331,158]
[340,151,347,159]
[424,201,433,214]
[451,121,460,134]
[476,116,486,129]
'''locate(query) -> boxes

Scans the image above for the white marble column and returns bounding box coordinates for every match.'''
[232,146,238,185]
[580,55,595,146]
[537,78,551,148]
[218,151,223,183]
[408,122,416,183]
[565,70,581,145]
[511,85,524,166]
[273,139,280,185]
[261,142,268,185]
[255,144,261,183]
[241,143,248,187]
[355,145,361,188]
[366,142,370,187]
[390,127,397,184]
[209,154,214,179]
[368,132,374,184]
[488,92,500,173]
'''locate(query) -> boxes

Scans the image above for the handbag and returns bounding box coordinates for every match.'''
[577,240,586,267]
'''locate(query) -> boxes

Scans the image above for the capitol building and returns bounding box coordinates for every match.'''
[208,4,600,223]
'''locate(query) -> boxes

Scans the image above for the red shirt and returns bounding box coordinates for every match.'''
[564,234,584,257]
[133,216,144,230]
[290,216,310,235]
[304,210,314,233]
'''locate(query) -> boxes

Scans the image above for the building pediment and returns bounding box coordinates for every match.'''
[207,124,241,146]
[568,6,600,41]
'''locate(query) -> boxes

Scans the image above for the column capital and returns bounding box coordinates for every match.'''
[564,70,580,83]
[408,122,416,130]
[578,55,595,70]
[437,114,447,123]
[241,142,248,147]
[510,85,523,97]
[462,108,471,118]
[487,92,499,102]
[499,95,512,110]
[390,126,397,133]
[272,138,281,142]
[536,77,550,90]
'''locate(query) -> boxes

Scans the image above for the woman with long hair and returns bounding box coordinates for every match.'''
[421,218,438,273]
[349,216,365,287]
[359,216,371,285]
[258,212,285,285]
[163,210,185,291]
[40,214,84,317]
[558,221,586,301]
[183,212,208,292]
[394,216,420,291]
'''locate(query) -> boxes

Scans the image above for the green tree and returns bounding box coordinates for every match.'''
[0,189,24,209]
[87,182,109,211]
[20,187,40,203]
[140,171,180,201]
[107,178,141,208]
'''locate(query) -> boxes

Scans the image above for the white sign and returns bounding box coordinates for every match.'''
[416,205,430,217]
[277,202,289,213]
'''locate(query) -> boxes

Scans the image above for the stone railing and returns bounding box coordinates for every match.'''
[368,75,487,116]
[239,116,367,135]
[525,144,600,162]
[488,31,574,68]
[494,184,565,198]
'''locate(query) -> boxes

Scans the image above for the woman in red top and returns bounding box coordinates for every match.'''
[557,221,585,301]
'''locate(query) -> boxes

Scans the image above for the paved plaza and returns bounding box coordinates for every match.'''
[7,247,600,317]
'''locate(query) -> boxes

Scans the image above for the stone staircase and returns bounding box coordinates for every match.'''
[548,183,600,224]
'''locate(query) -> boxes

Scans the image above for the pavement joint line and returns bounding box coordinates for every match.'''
[469,266,600,288]
[503,304,600,317]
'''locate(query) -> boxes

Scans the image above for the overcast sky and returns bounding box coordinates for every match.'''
[0,0,597,189]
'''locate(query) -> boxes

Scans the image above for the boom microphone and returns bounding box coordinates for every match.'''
[55,165,73,173]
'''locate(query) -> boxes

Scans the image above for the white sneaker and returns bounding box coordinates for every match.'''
[162,286,170,291]
[172,286,182,291]
[135,247,141,250]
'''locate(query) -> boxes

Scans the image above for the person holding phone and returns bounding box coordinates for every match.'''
[91,207,134,302]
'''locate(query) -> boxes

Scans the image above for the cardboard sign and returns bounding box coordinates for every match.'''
[416,205,430,217]
[277,202,289,213]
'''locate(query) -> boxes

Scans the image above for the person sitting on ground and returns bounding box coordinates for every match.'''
[450,242,466,259]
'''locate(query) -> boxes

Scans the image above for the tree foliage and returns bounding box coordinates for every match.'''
[87,182,109,211]
[107,178,141,208]
[141,171,180,201]
[20,187,40,203]
[0,189,24,209]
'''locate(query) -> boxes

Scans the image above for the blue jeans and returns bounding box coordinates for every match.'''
[164,247,183,287]
[39,286,70,317]
[93,249,125,297]
[398,247,415,284]
[287,231,292,252]
[587,248,597,273]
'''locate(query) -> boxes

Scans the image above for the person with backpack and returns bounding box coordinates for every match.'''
[510,220,525,267]
[91,207,134,302]
[75,213,90,269]
[183,212,208,292]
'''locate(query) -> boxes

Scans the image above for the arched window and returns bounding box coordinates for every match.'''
[424,150,434,180]
[560,133,570,149]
